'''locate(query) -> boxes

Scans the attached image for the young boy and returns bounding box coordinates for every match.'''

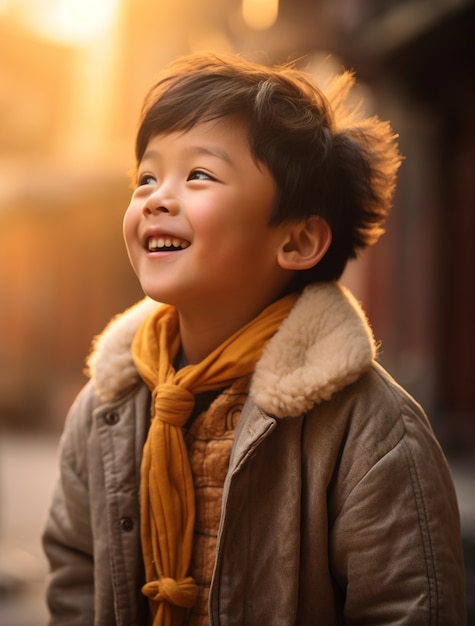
[43,53,466,625]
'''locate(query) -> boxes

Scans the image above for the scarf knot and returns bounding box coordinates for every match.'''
[153,384,195,426]
[142,576,199,609]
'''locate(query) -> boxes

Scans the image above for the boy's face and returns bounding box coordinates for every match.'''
[124,117,293,316]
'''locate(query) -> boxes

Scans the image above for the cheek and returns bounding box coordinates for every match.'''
[192,194,265,243]
[123,202,137,245]
[194,215,250,261]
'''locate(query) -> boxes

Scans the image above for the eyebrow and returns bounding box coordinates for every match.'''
[141,144,233,166]
[188,145,233,165]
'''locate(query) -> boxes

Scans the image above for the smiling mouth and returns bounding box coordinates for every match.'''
[147,236,191,252]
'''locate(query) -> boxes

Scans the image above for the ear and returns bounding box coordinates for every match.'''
[277,216,332,271]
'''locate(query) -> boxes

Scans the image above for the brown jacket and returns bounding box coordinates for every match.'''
[43,283,467,625]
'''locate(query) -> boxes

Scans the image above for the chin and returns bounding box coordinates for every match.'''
[138,283,177,307]
[141,291,171,305]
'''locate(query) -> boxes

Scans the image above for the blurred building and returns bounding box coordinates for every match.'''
[338,0,475,458]
[0,0,474,457]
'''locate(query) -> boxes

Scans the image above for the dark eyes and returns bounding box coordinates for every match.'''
[137,174,156,187]
[136,169,216,188]
[187,169,215,182]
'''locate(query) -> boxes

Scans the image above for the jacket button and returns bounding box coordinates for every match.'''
[104,411,120,425]
[120,517,134,532]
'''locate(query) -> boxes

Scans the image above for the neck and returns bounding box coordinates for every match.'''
[172,277,296,364]
[177,314,249,365]
[177,300,279,364]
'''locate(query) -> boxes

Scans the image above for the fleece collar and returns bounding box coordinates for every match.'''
[86,282,376,418]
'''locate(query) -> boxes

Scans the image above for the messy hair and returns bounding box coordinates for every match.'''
[135,52,402,283]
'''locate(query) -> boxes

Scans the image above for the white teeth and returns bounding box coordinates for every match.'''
[147,236,190,251]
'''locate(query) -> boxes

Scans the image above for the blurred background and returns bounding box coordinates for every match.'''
[0,0,474,623]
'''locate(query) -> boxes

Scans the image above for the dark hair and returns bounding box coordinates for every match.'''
[135,52,402,283]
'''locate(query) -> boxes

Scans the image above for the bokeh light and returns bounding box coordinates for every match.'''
[2,0,121,45]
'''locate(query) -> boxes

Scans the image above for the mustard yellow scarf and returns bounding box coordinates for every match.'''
[131,293,298,626]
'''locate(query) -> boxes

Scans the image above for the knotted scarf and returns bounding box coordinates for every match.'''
[131,293,298,626]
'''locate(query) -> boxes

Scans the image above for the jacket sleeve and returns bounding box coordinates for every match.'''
[329,398,467,624]
[42,384,96,626]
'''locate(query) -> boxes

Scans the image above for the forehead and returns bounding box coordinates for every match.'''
[141,116,253,162]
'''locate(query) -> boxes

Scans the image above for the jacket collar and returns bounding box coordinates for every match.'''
[87,282,376,417]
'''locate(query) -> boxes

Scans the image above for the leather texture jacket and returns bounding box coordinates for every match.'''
[43,283,467,625]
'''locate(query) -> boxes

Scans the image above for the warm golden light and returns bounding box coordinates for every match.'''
[242,0,278,30]
[5,0,121,45]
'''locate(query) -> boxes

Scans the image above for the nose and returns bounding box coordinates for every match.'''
[142,184,179,217]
